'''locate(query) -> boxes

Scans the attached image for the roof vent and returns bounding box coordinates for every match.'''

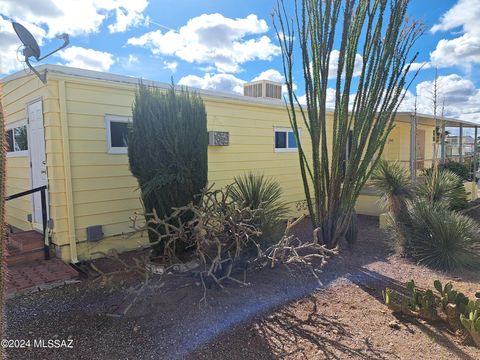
[244,80,282,100]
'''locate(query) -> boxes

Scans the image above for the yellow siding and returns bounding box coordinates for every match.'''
[53,78,314,259]
[1,69,438,262]
[2,76,54,230]
[382,120,436,172]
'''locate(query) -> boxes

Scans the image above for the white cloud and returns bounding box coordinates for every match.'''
[127,13,280,73]
[396,74,480,122]
[178,73,245,94]
[0,0,149,37]
[413,74,480,120]
[126,54,139,67]
[430,0,480,70]
[431,0,480,35]
[57,46,115,71]
[291,78,480,124]
[163,60,178,72]
[106,0,149,33]
[407,62,432,72]
[252,69,284,83]
[297,88,336,109]
[251,68,299,94]
[0,0,148,74]
[328,50,363,79]
[430,34,480,70]
[0,16,46,73]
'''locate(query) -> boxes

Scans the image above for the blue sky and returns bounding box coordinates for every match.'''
[1,0,480,122]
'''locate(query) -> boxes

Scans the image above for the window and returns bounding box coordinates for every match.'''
[274,128,299,152]
[6,123,28,156]
[105,115,131,154]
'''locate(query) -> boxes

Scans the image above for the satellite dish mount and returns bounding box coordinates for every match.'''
[12,22,69,84]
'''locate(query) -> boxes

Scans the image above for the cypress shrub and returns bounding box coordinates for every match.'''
[128,84,208,251]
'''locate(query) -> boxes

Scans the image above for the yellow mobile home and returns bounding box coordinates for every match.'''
[1,65,477,263]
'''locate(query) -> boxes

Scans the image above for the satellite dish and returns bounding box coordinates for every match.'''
[12,22,70,84]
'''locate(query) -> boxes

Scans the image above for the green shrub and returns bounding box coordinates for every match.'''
[405,201,480,270]
[373,161,480,270]
[230,172,289,245]
[128,85,208,251]
[371,160,412,217]
[424,160,471,181]
[416,169,468,210]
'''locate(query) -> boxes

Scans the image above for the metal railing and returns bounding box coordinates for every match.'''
[6,185,49,260]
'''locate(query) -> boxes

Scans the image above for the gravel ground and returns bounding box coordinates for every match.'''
[6,215,480,359]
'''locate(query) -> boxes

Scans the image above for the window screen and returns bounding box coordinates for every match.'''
[275,131,287,149]
[110,122,129,148]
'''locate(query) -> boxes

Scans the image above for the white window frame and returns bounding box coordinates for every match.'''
[274,127,301,153]
[6,120,29,158]
[105,114,131,154]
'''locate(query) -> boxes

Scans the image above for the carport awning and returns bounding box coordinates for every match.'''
[395,112,479,128]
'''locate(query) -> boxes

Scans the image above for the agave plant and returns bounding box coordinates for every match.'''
[230,172,289,243]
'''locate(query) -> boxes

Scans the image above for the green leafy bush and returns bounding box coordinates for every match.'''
[373,161,479,270]
[230,172,289,245]
[424,160,471,181]
[128,85,208,251]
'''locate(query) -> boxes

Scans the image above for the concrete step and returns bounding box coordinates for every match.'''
[9,231,44,252]
[6,245,44,266]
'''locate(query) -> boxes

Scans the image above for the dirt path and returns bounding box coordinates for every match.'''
[6,216,480,359]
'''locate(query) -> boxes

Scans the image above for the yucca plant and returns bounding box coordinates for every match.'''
[416,169,468,210]
[371,160,412,218]
[373,161,480,270]
[406,201,480,270]
[230,172,289,244]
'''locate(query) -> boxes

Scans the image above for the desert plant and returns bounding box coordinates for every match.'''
[371,160,412,217]
[385,280,438,321]
[385,279,480,347]
[274,0,424,247]
[128,84,208,251]
[405,201,480,270]
[374,161,479,270]
[460,299,480,347]
[230,172,289,244]
[405,280,438,320]
[440,160,471,181]
[434,280,469,314]
[135,186,262,273]
[416,169,468,210]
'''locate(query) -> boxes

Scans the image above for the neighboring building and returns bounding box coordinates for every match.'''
[1,65,477,263]
[445,135,475,157]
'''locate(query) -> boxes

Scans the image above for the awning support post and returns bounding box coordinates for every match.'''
[410,113,417,182]
[441,120,446,164]
[473,126,478,200]
[459,124,463,163]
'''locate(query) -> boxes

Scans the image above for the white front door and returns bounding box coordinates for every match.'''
[27,100,48,226]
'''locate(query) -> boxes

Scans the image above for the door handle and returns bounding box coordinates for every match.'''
[41,170,47,174]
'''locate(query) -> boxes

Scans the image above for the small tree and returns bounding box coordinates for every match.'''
[274,0,424,247]
[128,85,208,250]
